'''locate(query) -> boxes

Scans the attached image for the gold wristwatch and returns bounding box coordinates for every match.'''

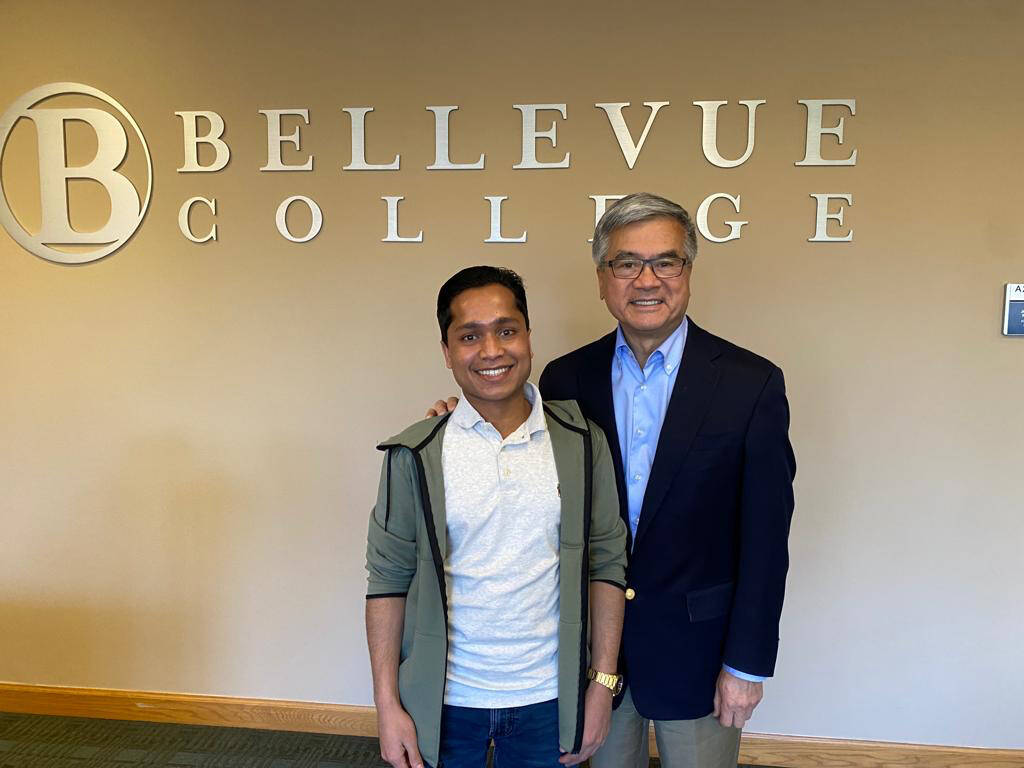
[587,667,624,696]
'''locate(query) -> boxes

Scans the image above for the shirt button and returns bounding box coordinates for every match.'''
[633,473,642,482]
[666,364,673,372]
[636,428,644,436]
[625,588,636,600]
[640,384,647,391]
[504,468,511,478]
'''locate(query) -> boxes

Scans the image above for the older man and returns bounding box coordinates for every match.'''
[537,193,796,768]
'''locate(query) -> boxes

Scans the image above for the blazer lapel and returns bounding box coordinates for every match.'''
[577,332,628,521]
[633,321,721,547]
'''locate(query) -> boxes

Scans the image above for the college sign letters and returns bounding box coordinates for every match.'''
[0,83,857,264]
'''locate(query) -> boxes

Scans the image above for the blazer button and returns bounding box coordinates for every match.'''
[625,588,636,600]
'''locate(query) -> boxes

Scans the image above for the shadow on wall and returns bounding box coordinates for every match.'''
[0,599,203,691]
[0,433,245,694]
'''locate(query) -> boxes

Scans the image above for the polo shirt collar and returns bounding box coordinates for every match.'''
[450,380,547,439]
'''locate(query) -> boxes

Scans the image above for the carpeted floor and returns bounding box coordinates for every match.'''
[0,712,768,767]
[2,712,385,767]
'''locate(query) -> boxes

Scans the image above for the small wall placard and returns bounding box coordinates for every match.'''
[1004,284,1024,336]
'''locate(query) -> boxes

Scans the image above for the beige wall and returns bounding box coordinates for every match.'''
[1,0,1022,750]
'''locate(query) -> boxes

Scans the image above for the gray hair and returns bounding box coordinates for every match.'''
[591,192,698,266]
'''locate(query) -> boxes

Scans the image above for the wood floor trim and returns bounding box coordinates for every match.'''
[736,732,1023,768]
[1,682,1020,767]
[0,682,377,738]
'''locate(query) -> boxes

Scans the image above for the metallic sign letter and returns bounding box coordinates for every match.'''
[178,196,217,243]
[590,195,627,226]
[512,104,569,169]
[484,196,526,242]
[259,109,313,171]
[426,106,484,170]
[587,194,627,242]
[342,107,400,170]
[382,196,423,242]
[796,99,857,166]
[0,82,152,264]
[33,108,140,245]
[693,100,765,168]
[696,193,747,242]
[595,102,669,170]
[809,193,853,241]
[175,111,230,172]
[275,195,323,242]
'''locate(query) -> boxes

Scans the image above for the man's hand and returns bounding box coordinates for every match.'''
[377,701,424,768]
[426,397,459,418]
[712,668,763,729]
[559,682,613,765]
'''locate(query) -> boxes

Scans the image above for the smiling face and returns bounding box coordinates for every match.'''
[441,283,532,415]
[597,216,692,345]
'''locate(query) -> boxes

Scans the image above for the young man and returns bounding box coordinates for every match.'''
[365,266,628,768]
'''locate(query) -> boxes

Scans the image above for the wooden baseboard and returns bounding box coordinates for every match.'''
[1,682,1020,768]
[736,732,1023,768]
[0,682,376,737]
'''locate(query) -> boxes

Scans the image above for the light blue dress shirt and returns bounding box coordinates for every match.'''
[611,317,764,684]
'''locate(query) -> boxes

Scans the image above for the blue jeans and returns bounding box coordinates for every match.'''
[436,698,562,768]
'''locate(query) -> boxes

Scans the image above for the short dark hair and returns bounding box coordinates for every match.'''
[437,265,530,343]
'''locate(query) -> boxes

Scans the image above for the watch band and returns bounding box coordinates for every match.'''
[587,667,624,695]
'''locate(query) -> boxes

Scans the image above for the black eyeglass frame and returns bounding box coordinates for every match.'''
[600,255,691,279]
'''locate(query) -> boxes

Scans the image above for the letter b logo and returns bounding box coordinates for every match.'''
[0,83,152,264]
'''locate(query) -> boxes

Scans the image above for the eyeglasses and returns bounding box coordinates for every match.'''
[602,256,690,279]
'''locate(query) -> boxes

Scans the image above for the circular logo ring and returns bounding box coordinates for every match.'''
[0,82,152,264]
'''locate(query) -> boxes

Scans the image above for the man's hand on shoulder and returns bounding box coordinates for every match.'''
[712,668,763,729]
[376,700,423,768]
[559,682,613,765]
[425,397,459,418]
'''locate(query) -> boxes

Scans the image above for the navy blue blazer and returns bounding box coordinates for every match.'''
[539,320,796,720]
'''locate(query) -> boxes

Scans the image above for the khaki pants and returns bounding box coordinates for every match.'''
[591,688,741,768]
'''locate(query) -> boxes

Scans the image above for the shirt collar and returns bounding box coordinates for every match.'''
[614,316,688,375]
[450,380,547,439]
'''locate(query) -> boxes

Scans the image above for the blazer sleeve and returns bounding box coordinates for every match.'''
[365,447,420,598]
[587,422,628,588]
[722,366,796,676]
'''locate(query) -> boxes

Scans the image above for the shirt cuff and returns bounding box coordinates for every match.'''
[723,665,766,683]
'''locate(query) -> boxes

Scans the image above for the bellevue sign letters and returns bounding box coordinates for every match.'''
[0,83,858,265]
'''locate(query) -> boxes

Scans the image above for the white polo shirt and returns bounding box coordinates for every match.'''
[441,382,562,708]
